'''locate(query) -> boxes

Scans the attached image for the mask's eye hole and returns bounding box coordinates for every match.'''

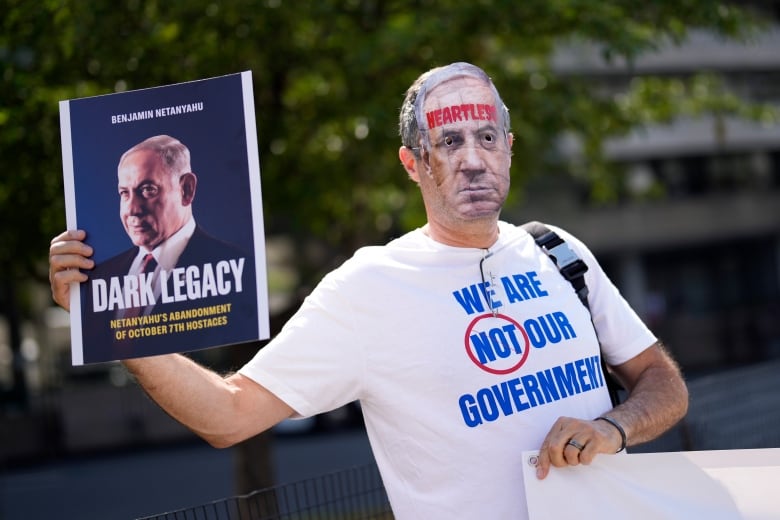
[481,132,498,149]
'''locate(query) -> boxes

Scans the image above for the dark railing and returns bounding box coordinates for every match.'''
[135,463,392,520]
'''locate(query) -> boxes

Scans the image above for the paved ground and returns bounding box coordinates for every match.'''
[0,429,375,520]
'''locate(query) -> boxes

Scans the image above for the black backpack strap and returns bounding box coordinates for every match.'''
[522,221,591,310]
[521,221,622,406]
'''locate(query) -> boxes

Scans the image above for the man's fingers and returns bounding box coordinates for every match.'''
[49,252,94,274]
[536,418,570,479]
[49,229,94,274]
[536,416,617,479]
[49,230,92,261]
[49,268,85,311]
[579,442,597,465]
[51,265,89,285]
[536,445,551,480]
[50,228,86,245]
[563,439,585,465]
[49,229,94,311]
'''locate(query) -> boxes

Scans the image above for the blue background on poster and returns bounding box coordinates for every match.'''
[68,73,256,263]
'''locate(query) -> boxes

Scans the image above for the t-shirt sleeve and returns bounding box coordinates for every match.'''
[549,225,657,366]
[238,268,365,418]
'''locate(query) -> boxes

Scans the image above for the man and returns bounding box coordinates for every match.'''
[79,134,258,363]
[50,63,687,518]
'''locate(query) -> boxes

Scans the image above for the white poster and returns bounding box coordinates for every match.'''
[522,448,780,519]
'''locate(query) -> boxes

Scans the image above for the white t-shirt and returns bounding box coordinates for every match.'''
[239,221,655,519]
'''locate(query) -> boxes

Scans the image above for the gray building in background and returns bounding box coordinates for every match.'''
[511,25,780,372]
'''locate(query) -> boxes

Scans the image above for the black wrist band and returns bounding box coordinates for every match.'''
[596,416,627,453]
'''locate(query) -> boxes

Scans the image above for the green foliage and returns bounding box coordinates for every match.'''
[0,0,771,290]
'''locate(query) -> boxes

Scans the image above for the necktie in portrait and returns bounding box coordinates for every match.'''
[122,253,158,319]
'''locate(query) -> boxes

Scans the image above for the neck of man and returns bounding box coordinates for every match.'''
[422,218,500,249]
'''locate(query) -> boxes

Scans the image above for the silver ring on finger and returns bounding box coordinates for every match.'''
[566,439,585,451]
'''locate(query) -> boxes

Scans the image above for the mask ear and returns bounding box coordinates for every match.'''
[179,172,197,206]
[399,146,421,183]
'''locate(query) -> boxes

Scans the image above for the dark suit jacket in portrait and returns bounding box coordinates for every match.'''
[80,226,259,363]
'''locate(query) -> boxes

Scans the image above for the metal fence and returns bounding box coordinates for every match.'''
[629,358,780,453]
[136,463,392,520]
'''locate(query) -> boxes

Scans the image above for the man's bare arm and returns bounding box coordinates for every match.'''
[605,341,689,445]
[124,355,294,448]
[50,229,293,447]
[536,341,688,479]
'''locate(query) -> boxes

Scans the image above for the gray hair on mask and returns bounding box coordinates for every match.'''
[399,62,510,157]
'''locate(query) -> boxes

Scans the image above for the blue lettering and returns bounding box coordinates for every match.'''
[575,358,592,391]
[512,273,536,300]
[552,362,581,397]
[523,313,579,349]
[457,356,607,429]
[537,369,561,402]
[528,271,549,297]
[553,311,576,339]
[496,271,548,304]
[585,356,602,388]
[596,356,605,387]
[458,394,483,427]
[501,275,523,303]
[524,318,546,348]
[539,313,563,344]
[470,331,496,364]
[491,383,515,416]
[471,326,523,364]
[501,324,524,354]
[521,374,543,407]
[476,388,500,422]
[506,271,547,300]
[489,328,512,358]
[453,285,485,315]
[480,281,503,312]
[507,378,531,411]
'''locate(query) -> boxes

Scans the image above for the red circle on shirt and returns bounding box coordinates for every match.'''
[464,313,530,374]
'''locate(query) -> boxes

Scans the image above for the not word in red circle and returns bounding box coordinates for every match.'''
[464,313,530,375]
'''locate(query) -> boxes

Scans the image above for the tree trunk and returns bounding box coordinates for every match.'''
[1,275,28,409]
